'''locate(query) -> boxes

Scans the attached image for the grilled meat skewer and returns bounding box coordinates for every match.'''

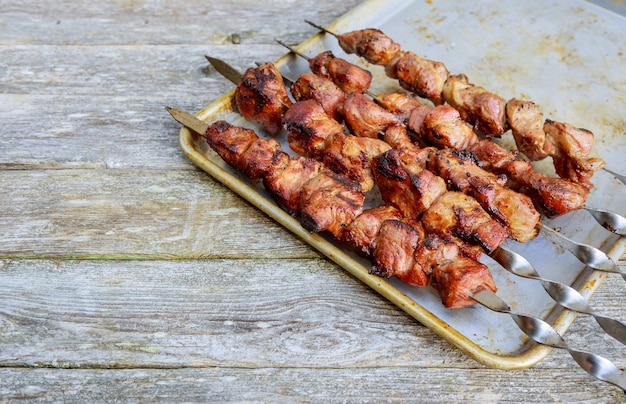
[275,39,372,95]
[305,22,605,188]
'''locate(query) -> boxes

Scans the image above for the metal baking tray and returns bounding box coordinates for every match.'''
[178,0,626,369]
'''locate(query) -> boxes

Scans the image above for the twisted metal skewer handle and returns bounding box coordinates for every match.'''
[492,246,626,346]
[539,223,622,276]
[585,207,626,236]
[472,290,626,392]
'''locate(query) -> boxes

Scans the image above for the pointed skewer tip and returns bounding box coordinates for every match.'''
[304,20,337,36]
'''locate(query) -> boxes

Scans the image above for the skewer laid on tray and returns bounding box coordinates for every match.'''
[166,105,626,392]
[304,20,618,187]
[206,56,626,344]
[303,21,626,233]
[274,37,626,238]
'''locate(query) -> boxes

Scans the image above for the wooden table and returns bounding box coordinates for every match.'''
[1,0,625,401]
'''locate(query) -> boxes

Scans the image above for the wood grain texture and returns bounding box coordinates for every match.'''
[1,259,625,402]
[1,0,625,401]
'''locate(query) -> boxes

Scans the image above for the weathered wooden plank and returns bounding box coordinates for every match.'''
[1,259,625,371]
[0,259,462,369]
[0,0,363,46]
[1,367,625,403]
[0,45,286,97]
[0,45,286,170]
[0,169,317,259]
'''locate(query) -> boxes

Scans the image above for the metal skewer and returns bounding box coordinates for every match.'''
[491,245,626,346]
[585,207,626,236]
[538,223,623,278]
[471,289,626,393]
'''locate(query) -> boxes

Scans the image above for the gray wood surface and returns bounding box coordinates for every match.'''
[1,0,625,402]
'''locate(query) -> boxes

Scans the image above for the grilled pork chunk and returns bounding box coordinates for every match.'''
[283,99,344,160]
[309,50,372,94]
[204,120,284,179]
[340,93,402,138]
[442,74,507,137]
[544,119,606,189]
[323,132,391,192]
[371,219,429,286]
[373,148,447,219]
[290,72,346,121]
[336,28,402,66]
[263,155,323,216]
[374,92,423,123]
[298,171,364,237]
[431,149,540,243]
[505,160,589,217]
[409,104,480,151]
[421,191,509,254]
[234,63,292,135]
[389,51,449,104]
[339,205,404,255]
[506,98,554,161]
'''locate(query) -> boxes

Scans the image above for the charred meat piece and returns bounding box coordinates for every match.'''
[373,148,447,219]
[431,149,540,243]
[309,50,372,94]
[506,98,554,161]
[413,105,480,150]
[468,175,540,243]
[442,74,507,137]
[204,120,284,179]
[382,124,422,152]
[431,255,497,309]
[340,93,402,138]
[290,72,346,122]
[370,219,429,287]
[234,63,292,136]
[466,139,518,172]
[421,191,508,254]
[430,149,506,192]
[413,234,460,277]
[374,92,423,123]
[339,205,404,255]
[336,28,402,66]
[298,171,364,237]
[263,155,323,216]
[505,160,589,218]
[544,119,606,189]
[283,99,344,160]
[323,132,391,192]
[388,51,449,105]
[414,234,496,309]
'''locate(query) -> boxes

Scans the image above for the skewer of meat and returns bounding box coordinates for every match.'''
[275,39,372,95]
[195,61,514,304]
[304,21,607,189]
